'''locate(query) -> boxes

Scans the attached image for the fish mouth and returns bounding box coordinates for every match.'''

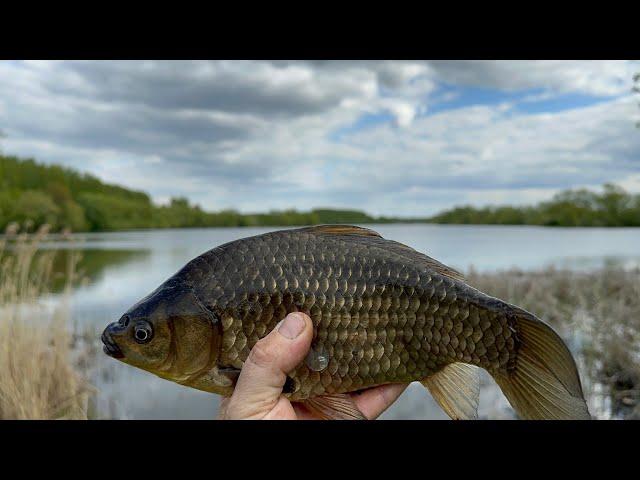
[101,329,125,359]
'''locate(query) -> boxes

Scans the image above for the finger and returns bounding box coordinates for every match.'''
[216,397,231,419]
[224,312,313,419]
[351,383,409,419]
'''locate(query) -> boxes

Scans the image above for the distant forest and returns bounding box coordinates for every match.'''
[1,154,640,232]
[428,184,640,227]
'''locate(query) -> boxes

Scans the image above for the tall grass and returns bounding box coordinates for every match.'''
[0,223,92,419]
[469,266,640,419]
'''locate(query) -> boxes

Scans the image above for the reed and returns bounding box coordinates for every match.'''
[0,223,92,419]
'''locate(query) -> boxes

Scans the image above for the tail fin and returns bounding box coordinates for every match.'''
[492,308,591,420]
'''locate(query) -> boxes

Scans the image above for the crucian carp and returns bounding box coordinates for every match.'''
[102,225,591,420]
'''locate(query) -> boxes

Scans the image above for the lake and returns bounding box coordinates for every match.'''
[36,224,640,419]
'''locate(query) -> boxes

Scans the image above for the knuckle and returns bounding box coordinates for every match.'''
[248,339,276,369]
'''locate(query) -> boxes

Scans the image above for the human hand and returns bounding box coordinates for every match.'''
[217,312,408,420]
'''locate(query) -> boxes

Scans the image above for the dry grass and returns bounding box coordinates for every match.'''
[468,266,640,419]
[0,223,92,419]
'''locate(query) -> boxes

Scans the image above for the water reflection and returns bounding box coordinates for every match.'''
[45,249,149,294]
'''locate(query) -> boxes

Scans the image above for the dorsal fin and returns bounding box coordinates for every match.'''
[297,224,382,238]
[423,257,465,282]
[296,224,464,282]
[384,240,466,282]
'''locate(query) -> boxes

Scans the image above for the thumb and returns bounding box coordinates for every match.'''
[222,312,313,419]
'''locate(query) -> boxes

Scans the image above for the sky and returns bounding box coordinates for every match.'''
[0,60,639,217]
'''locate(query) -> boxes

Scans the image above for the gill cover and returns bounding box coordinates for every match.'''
[122,279,221,382]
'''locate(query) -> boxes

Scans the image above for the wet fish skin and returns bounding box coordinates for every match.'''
[103,225,591,419]
[183,227,515,401]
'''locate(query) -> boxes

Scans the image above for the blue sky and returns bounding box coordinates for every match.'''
[0,60,638,216]
[429,85,617,115]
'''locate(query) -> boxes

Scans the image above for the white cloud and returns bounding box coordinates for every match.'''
[0,60,639,217]
[428,60,637,96]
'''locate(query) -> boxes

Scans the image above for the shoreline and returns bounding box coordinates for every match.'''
[2,222,640,240]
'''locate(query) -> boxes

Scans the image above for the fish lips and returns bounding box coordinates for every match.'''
[101,328,125,359]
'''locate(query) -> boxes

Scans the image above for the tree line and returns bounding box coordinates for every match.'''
[0,154,383,232]
[1,154,640,232]
[428,184,640,227]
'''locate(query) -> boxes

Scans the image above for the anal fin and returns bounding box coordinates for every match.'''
[422,363,480,420]
[303,393,367,420]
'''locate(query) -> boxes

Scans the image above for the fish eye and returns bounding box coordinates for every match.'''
[133,321,153,344]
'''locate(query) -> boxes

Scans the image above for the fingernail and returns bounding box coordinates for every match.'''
[278,313,306,339]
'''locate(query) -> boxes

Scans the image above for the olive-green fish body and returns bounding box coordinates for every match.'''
[189,227,515,400]
[102,225,591,420]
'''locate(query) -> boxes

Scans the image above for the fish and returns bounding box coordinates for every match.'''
[101,225,591,420]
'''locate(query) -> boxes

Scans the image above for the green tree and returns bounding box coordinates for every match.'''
[170,197,190,209]
[597,183,632,226]
[12,190,61,229]
[78,192,153,231]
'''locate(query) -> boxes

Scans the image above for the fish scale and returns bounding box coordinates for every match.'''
[181,227,516,401]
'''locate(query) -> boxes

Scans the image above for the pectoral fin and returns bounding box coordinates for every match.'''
[422,363,480,420]
[303,393,367,420]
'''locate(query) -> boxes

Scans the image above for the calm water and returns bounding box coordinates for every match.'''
[37,224,640,419]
